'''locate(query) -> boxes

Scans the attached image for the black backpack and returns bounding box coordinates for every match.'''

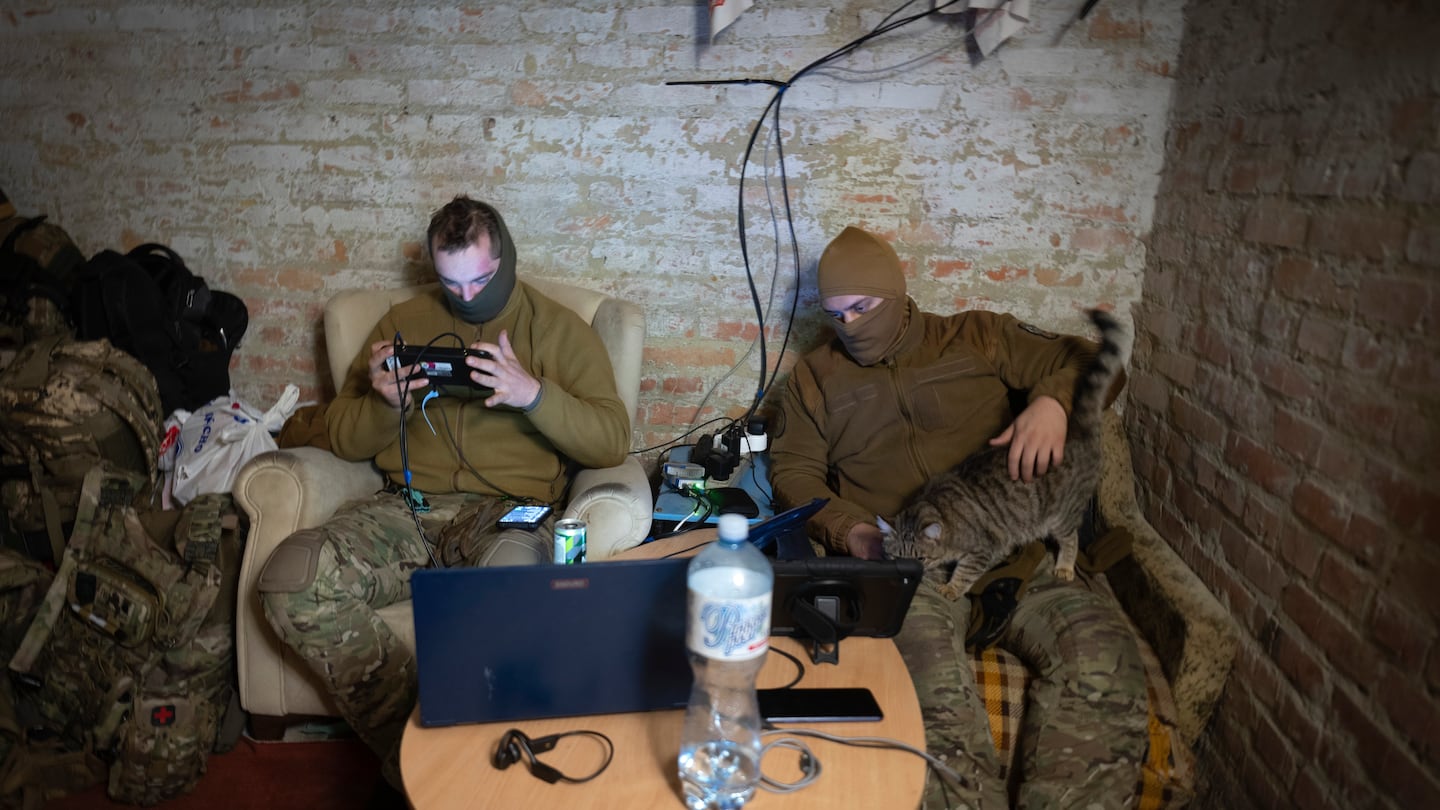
[72,244,248,415]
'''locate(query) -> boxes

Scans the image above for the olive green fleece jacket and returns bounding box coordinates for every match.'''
[326,283,630,503]
[771,302,1112,554]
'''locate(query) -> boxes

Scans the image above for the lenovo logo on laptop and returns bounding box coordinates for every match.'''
[550,576,589,590]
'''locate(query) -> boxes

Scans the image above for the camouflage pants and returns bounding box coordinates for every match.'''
[258,491,551,788]
[894,559,1148,809]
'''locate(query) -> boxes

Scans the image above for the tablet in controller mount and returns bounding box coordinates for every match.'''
[769,556,924,665]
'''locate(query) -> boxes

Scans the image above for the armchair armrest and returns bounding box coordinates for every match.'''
[1096,411,1238,747]
[232,448,382,718]
[233,448,385,554]
[564,456,652,560]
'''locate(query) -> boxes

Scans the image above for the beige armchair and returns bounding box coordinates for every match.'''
[231,279,652,732]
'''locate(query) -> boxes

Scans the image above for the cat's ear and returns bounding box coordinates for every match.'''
[876,515,894,535]
[922,523,943,542]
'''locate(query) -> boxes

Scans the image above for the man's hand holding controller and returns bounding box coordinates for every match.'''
[369,331,540,411]
[468,331,542,410]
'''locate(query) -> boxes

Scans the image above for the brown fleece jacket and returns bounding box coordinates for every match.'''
[326,282,629,503]
[770,303,1114,554]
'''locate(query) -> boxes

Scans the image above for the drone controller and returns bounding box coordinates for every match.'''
[385,344,494,392]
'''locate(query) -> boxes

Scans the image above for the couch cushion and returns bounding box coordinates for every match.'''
[1127,594,1196,808]
[972,646,1028,781]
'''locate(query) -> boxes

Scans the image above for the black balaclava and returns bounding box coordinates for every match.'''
[439,200,517,324]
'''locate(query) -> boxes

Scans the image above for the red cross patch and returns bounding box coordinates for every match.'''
[150,705,177,727]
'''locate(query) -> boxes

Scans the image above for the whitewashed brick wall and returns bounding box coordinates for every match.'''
[0,0,1185,451]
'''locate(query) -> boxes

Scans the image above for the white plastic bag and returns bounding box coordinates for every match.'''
[168,385,300,506]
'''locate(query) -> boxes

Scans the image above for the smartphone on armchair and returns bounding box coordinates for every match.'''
[497,504,553,531]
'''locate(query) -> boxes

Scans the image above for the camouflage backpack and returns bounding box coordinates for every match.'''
[3,465,245,807]
[0,334,163,566]
[0,204,85,347]
[0,550,53,771]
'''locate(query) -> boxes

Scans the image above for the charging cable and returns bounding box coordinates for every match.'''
[391,335,441,569]
[757,726,972,807]
[758,736,822,794]
[669,488,712,534]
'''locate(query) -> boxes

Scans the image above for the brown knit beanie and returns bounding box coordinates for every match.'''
[817,226,906,301]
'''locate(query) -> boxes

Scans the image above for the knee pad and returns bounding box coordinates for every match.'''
[474,528,550,567]
[257,530,328,594]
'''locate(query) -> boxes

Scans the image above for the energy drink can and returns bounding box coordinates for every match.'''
[553,519,587,565]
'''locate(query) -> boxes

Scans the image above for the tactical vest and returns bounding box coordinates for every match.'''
[0,549,52,776]
[2,465,244,807]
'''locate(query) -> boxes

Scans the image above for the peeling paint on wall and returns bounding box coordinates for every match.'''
[0,0,1185,451]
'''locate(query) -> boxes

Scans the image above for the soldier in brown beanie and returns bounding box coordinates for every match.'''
[770,226,1147,808]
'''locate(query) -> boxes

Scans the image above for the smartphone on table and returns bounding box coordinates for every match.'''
[757,687,884,723]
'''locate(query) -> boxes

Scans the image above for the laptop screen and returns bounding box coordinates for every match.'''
[747,497,828,556]
[411,557,692,727]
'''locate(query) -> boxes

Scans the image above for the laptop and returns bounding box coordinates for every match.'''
[748,497,828,558]
[411,557,692,727]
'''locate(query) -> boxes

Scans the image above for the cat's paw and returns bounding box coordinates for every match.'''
[938,583,964,601]
[1055,562,1076,582]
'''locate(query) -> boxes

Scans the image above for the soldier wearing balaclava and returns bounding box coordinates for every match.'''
[772,224,1108,554]
[266,195,634,787]
[769,225,1145,809]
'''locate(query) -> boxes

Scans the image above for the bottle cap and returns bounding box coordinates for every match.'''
[717,513,749,542]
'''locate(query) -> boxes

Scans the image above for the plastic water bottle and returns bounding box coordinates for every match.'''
[677,513,773,810]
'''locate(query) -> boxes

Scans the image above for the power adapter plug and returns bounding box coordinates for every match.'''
[740,415,768,454]
[663,461,707,491]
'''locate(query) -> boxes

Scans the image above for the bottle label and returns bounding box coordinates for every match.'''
[687,590,770,661]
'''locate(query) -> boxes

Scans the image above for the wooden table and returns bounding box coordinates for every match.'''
[399,533,928,809]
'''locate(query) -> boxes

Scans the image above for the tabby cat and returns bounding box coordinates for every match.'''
[877,309,1131,601]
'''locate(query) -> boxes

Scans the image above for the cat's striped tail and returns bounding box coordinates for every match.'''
[1070,308,1132,439]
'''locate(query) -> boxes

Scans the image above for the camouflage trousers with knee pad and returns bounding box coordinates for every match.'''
[894,560,1148,809]
[258,491,550,787]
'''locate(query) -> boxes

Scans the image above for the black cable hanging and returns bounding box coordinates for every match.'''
[665,0,972,435]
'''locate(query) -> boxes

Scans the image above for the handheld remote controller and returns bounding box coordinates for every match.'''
[385,343,494,392]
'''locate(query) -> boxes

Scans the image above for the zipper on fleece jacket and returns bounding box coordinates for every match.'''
[887,359,931,488]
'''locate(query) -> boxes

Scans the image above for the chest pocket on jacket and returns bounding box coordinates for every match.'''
[908,357,982,432]
[825,382,879,418]
[823,383,881,455]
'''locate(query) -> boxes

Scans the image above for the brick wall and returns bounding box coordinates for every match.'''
[0,0,1182,455]
[1132,0,1440,805]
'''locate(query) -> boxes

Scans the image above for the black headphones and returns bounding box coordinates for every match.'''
[492,728,614,784]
